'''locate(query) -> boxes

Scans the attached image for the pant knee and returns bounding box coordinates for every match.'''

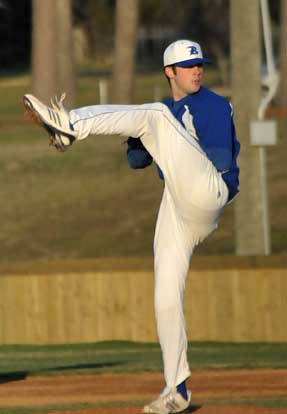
[154,283,183,315]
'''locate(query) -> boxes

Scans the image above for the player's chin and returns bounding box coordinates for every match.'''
[190,84,201,93]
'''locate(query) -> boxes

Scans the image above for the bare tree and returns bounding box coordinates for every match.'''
[111,0,139,103]
[32,0,58,103]
[31,0,75,105]
[55,0,76,106]
[231,0,267,254]
[84,0,115,60]
[193,0,230,85]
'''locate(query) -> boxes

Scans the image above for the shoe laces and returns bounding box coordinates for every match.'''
[50,93,67,112]
[166,388,190,412]
[163,391,178,411]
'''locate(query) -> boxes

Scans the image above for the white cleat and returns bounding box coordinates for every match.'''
[142,389,192,414]
[23,93,77,152]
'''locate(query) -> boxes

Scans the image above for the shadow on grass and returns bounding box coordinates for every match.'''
[0,371,28,384]
[188,405,202,413]
[0,361,126,384]
[44,360,127,373]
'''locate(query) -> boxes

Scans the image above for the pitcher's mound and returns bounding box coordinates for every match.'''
[0,369,286,413]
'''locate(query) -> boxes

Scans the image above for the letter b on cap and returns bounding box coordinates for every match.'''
[187,46,198,55]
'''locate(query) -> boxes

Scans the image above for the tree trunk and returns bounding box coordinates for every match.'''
[231,0,268,254]
[32,0,58,103]
[55,0,75,106]
[111,0,139,104]
[279,0,287,107]
[31,0,75,105]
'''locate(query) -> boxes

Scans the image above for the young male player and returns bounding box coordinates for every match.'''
[23,39,240,414]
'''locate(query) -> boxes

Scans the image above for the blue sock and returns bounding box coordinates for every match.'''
[176,380,188,400]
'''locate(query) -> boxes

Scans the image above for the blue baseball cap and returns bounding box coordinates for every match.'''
[163,39,211,67]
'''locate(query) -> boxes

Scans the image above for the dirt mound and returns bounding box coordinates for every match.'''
[0,369,286,413]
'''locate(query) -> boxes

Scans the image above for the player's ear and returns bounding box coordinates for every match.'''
[164,65,176,80]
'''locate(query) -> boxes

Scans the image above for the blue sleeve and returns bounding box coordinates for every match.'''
[126,137,153,169]
[202,102,235,172]
[221,117,240,200]
[195,98,240,201]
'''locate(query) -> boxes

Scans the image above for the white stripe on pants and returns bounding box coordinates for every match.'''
[69,103,229,390]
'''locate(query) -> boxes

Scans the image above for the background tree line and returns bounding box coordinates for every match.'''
[1,0,284,104]
[0,0,281,71]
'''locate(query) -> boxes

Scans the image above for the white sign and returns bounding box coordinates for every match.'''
[250,120,277,146]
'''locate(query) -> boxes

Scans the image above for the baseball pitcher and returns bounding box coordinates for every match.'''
[23,39,240,414]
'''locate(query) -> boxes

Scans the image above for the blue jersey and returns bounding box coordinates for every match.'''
[127,86,240,201]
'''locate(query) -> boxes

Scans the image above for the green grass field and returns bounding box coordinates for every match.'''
[1,341,287,376]
[0,70,286,264]
[0,341,287,413]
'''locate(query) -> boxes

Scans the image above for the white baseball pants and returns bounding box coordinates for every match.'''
[69,103,228,391]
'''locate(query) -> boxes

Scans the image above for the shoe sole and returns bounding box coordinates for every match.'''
[22,97,67,152]
[142,407,190,414]
[142,392,192,414]
[142,402,191,414]
[23,96,56,135]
